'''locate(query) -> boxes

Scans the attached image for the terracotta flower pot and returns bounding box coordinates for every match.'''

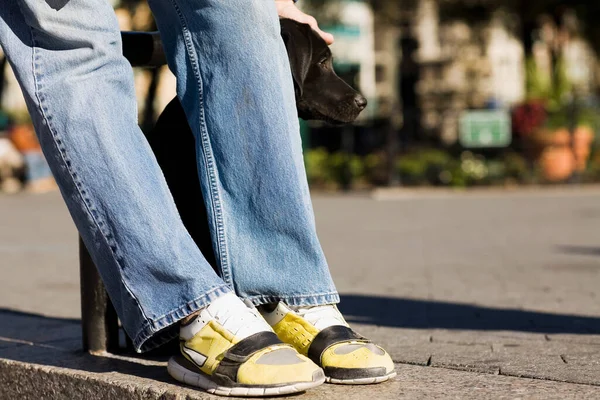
[527,128,574,182]
[530,128,571,148]
[525,128,567,160]
[573,126,595,172]
[539,147,576,182]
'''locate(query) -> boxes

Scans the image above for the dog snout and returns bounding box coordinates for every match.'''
[354,95,367,111]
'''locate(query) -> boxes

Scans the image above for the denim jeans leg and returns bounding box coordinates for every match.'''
[147,0,340,307]
[0,0,231,351]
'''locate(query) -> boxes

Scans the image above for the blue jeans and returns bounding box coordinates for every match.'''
[0,0,338,351]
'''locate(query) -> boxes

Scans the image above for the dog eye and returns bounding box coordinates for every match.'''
[318,57,328,66]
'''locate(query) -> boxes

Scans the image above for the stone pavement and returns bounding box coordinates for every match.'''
[1,187,600,398]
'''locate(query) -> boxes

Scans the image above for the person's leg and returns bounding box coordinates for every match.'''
[1,2,325,394]
[0,0,231,351]
[147,0,395,384]
[147,0,338,308]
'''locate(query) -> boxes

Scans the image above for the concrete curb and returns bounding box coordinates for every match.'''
[0,356,211,400]
[3,356,600,400]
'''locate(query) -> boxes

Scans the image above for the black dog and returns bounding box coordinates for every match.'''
[280,19,367,123]
[145,19,366,268]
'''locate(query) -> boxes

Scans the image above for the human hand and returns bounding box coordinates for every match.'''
[274,0,334,45]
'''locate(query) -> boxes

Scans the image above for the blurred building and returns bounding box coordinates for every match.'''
[410,0,526,144]
[305,0,600,147]
[0,0,598,148]
[398,0,598,145]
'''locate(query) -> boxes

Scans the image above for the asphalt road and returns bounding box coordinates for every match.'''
[2,188,600,319]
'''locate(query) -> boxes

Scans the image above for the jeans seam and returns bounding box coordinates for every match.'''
[167,0,232,287]
[24,21,151,324]
[242,292,341,307]
[244,291,340,300]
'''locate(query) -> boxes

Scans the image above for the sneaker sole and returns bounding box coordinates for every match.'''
[326,371,397,385]
[168,356,325,397]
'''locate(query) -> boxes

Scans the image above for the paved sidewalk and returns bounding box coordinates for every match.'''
[1,188,600,398]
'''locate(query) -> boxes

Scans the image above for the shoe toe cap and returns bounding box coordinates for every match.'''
[237,347,323,385]
[321,342,395,376]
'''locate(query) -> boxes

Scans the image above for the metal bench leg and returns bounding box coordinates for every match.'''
[79,236,120,353]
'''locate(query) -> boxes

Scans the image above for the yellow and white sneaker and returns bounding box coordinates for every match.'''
[260,302,396,385]
[168,293,325,397]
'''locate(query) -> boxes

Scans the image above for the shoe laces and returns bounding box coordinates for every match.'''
[293,304,348,331]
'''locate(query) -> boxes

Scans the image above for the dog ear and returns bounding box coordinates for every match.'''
[281,21,313,97]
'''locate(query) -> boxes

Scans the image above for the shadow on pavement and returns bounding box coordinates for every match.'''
[0,309,170,384]
[339,294,600,334]
[1,299,600,389]
[556,245,600,257]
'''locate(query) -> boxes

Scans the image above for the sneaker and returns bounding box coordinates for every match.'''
[260,302,396,385]
[168,293,325,397]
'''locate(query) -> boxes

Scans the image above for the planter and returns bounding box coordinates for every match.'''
[527,128,574,182]
[529,128,571,148]
[573,126,595,172]
[539,147,575,182]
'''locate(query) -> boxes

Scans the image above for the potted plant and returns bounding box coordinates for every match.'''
[531,109,575,182]
[540,107,596,181]
[513,100,597,182]
[571,108,596,172]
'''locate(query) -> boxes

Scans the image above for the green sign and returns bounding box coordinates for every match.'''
[459,110,512,148]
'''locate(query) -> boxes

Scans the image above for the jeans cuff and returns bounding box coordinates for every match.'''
[132,284,232,352]
[242,292,340,308]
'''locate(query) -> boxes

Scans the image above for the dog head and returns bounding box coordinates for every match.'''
[280,19,367,124]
